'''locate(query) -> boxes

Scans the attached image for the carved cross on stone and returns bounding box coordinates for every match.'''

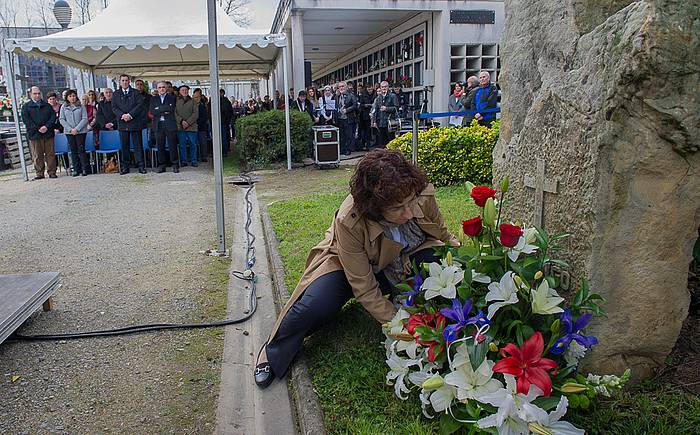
[524,159,558,228]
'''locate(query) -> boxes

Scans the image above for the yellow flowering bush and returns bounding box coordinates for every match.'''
[387,121,500,187]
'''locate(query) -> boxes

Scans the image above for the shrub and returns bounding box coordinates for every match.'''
[387,121,500,187]
[235,110,313,168]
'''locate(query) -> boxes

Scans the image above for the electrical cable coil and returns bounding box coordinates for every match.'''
[10,173,258,342]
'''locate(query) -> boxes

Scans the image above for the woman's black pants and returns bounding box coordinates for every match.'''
[67,133,88,175]
[376,127,391,148]
[265,248,439,379]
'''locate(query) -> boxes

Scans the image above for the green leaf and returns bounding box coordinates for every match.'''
[550,319,561,334]
[394,283,413,293]
[457,285,472,301]
[480,255,505,261]
[463,268,473,285]
[467,342,489,372]
[439,413,462,435]
[532,396,561,411]
[521,325,535,341]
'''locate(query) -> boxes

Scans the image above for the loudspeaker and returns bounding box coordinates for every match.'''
[304,61,312,88]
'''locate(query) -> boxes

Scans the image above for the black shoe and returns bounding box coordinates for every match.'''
[138,168,147,174]
[81,171,88,176]
[33,175,45,180]
[181,162,188,167]
[191,162,199,167]
[201,158,208,162]
[71,171,79,177]
[120,169,130,175]
[173,165,179,173]
[254,363,274,388]
[157,166,166,173]
[49,174,57,179]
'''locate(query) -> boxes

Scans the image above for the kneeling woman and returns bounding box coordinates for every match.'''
[255,149,459,388]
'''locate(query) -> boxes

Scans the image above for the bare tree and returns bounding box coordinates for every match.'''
[0,1,19,37]
[73,0,92,25]
[218,0,252,27]
[33,0,55,32]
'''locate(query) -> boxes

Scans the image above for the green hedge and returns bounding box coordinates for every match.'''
[387,121,500,187]
[235,110,313,167]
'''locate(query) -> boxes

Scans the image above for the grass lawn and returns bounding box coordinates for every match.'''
[266,176,700,434]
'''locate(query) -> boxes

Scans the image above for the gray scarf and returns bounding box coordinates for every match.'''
[380,218,426,288]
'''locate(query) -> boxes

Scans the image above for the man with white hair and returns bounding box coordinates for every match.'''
[371,81,398,148]
[471,70,499,127]
[21,86,57,179]
[96,88,117,131]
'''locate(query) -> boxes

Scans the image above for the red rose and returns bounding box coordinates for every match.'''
[470,186,497,207]
[462,216,483,237]
[499,224,523,248]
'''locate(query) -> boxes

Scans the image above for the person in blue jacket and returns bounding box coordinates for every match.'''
[471,70,499,127]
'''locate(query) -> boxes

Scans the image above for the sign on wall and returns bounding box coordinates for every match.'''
[450,10,496,25]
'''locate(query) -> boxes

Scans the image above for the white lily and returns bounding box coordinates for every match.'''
[422,262,464,300]
[530,279,565,315]
[530,396,584,435]
[407,361,438,387]
[507,227,539,262]
[471,269,492,284]
[429,383,457,413]
[396,338,422,359]
[477,374,548,435]
[444,345,503,401]
[386,308,410,336]
[386,352,420,400]
[485,271,520,319]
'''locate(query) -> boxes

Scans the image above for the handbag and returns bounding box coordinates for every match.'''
[105,157,119,173]
[388,116,400,133]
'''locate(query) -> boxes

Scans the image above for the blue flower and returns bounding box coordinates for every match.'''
[550,309,599,355]
[402,272,423,307]
[440,299,488,343]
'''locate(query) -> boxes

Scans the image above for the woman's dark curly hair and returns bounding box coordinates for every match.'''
[350,149,428,220]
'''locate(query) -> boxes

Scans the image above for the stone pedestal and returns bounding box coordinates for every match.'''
[493,0,699,378]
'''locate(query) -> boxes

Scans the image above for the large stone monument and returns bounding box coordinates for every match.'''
[493,0,699,378]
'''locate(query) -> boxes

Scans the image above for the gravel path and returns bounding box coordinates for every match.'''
[0,167,233,434]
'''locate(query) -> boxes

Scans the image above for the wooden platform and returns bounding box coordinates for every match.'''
[0,272,60,344]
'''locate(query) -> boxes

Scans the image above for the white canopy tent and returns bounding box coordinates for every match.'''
[2,0,292,253]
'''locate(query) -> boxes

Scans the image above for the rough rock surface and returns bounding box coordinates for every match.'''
[493,0,699,378]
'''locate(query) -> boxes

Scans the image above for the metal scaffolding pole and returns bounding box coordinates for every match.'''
[282,45,292,171]
[207,0,226,253]
[5,50,29,181]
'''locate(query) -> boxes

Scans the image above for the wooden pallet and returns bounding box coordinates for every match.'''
[0,272,60,344]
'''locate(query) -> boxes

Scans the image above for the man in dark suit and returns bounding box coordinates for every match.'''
[150,81,179,173]
[112,74,146,174]
[334,81,358,156]
[95,88,117,131]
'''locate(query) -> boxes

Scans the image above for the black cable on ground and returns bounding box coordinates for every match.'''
[10,172,258,342]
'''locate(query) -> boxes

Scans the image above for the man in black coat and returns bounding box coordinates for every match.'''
[333,81,358,156]
[291,90,315,121]
[149,81,179,173]
[21,86,57,179]
[112,74,146,174]
[96,88,117,131]
[219,89,234,156]
[356,83,373,151]
[371,81,399,148]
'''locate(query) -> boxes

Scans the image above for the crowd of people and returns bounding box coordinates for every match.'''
[19,69,498,180]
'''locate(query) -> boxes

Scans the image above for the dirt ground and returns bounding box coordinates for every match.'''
[0,167,232,434]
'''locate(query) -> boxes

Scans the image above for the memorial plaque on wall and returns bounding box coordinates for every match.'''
[450,10,496,25]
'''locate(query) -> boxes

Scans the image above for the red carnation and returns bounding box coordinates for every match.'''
[470,186,497,207]
[499,223,523,248]
[462,217,483,237]
[492,332,558,396]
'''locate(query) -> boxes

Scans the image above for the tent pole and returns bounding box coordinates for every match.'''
[5,50,29,181]
[282,45,292,171]
[207,0,226,254]
[91,68,97,90]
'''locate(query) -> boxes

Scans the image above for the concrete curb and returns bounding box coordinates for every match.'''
[260,204,328,435]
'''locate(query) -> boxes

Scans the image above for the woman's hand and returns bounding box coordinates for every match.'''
[70,128,77,135]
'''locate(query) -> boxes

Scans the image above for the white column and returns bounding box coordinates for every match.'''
[282,45,292,171]
[432,10,451,124]
[290,11,306,93]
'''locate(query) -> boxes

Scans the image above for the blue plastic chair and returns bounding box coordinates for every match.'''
[96,130,122,173]
[53,133,70,174]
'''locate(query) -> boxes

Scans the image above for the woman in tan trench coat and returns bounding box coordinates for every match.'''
[255,149,459,388]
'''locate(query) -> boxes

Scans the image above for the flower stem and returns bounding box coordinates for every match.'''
[496,189,505,229]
